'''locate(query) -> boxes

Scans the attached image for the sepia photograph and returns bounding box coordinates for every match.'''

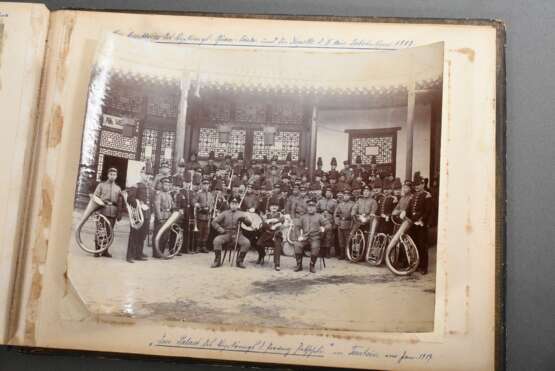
[69,35,443,333]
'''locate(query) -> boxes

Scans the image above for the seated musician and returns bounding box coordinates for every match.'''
[293,199,332,273]
[350,185,378,238]
[256,200,286,271]
[211,196,252,269]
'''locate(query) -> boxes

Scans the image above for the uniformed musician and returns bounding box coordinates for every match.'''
[256,200,286,270]
[327,157,339,180]
[293,199,332,273]
[211,196,252,268]
[333,190,354,260]
[175,177,195,254]
[350,185,378,238]
[406,177,432,274]
[93,167,122,258]
[153,161,172,191]
[153,177,175,257]
[193,178,214,253]
[124,166,152,263]
[317,187,337,258]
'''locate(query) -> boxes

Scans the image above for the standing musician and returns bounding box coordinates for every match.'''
[203,151,218,175]
[211,196,252,268]
[193,178,214,253]
[153,162,172,191]
[256,200,286,270]
[124,166,152,263]
[314,157,325,179]
[281,152,294,177]
[290,185,309,218]
[405,177,432,275]
[172,159,187,188]
[153,177,175,258]
[340,160,354,184]
[378,179,398,235]
[350,185,378,239]
[293,199,332,273]
[240,183,259,213]
[333,190,354,260]
[327,157,339,180]
[175,178,195,254]
[262,183,285,212]
[317,187,337,258]
[93,167,122,258]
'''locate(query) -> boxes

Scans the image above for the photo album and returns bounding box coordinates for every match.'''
[0,2,505,370]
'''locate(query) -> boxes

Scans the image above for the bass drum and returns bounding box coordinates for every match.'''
[240,212,263,240]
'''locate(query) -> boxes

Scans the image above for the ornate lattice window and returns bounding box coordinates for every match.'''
[252,130,301,161]
[160,131,176,164]
[198,127,246,158]
[348,129,399,176]
[104,89,144,114]
[206,101,232,122]
[140,129,158,164]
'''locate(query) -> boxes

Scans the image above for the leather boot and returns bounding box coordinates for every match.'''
[211,250,222,268]
[309,256,317,273]
[236,251,247,269]
[294,254,303,272]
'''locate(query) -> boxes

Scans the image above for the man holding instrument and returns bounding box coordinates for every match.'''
[211,196,252,268]
[294,199,332,273]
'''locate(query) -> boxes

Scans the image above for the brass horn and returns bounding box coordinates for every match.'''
[122,190,144,230]
[75,194,114,254]
[153,210,184,259]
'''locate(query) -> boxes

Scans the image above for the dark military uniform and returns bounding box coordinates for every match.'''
[93,179,122,257]
[256,210,286,270]
[406,189,432,274]
[175,187,195,253]
[317,196,337,257]
[125,182,152,261]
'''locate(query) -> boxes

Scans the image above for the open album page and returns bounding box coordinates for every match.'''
[11,9,499,370]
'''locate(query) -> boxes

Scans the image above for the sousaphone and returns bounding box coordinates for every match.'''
[153,210,184,259]
[75,194,114,254]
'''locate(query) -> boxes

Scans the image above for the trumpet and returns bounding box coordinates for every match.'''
[122,190,144,230]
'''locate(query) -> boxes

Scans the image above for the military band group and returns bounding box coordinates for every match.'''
[90,151,437,275]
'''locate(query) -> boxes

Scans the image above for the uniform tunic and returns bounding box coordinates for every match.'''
[211,209,252,253]
[193,190,214,243]
[94,180,122,218]
[333,200,354,258]
[406,190,432,273]
[294,212,331,256]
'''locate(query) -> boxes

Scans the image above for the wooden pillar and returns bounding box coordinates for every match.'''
[174,72,191,166]
[405,74,416,181]
[309,104,318,181]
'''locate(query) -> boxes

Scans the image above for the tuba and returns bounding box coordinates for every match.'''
[122,191,144,230]
[75,194,114,254]
[154,210,184,259]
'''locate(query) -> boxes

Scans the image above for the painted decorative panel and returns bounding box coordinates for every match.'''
[147,95,179,118]
[235,102,266,123]
[270,102,303,125]
[100,130,138,153]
